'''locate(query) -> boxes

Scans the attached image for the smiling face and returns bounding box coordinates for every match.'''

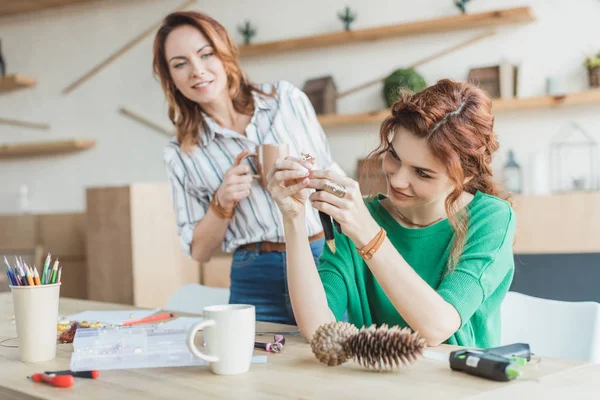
[382,126,454,210]
[164,24,228,106]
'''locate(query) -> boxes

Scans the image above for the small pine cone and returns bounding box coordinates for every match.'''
[347,324,427,371]
[310,322,359,366]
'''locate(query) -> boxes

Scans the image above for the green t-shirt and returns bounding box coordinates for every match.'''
[318,191,516,349]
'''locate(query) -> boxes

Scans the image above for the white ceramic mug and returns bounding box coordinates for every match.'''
[186,304,255,375]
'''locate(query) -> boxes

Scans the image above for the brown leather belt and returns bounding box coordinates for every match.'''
[239,231,324,252]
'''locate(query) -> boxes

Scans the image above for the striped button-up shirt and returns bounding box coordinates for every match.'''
[164,80,341,255]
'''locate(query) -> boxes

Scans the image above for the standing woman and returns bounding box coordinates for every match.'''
[152,11,340,324]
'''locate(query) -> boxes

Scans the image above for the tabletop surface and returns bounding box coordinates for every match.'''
[1,293,598,400]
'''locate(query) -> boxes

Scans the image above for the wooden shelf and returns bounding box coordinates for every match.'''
[318,89,600,127]
[493,89,600,111]
[0,139,95,159]
[0,0,102,16]
[0,74,36,93]
[239,6,535,57]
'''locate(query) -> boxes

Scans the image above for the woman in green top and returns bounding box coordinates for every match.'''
[266,79,516,348]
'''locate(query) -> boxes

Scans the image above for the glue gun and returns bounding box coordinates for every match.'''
[449,343,531,382]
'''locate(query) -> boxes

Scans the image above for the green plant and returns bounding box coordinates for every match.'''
[454,0,471,14]
[237,20,257,45]
[584,51,600,69]
[383,68,428,107]
[337,6,356,31]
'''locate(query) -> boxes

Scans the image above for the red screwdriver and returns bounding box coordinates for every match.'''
[28,373,74,388]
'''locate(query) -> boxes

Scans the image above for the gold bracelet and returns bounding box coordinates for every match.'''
[356,228,386,260]
[210,195,235,219]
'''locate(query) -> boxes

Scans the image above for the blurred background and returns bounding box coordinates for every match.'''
[0,0,599,309]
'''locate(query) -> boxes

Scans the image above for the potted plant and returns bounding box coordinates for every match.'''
[584,50,600,88]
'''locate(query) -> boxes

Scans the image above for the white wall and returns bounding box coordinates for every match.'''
[0,0,599,213]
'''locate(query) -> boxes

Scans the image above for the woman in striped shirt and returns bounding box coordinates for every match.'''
[152,11,341,324]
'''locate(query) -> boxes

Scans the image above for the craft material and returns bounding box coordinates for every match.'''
[70,324,266,371]
[255,335,285,353]
[310,322,426,370]
[122,312,175,326]
[4,254,62,286]
[28,373,74,388]
[301,152,341,253]
[65,309,160,326]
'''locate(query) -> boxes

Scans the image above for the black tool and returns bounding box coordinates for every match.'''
[483,343,531,361]
[449,349,520,382]
[45,370,99,379]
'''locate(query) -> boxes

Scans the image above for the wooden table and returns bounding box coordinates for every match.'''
[1,293,598,399]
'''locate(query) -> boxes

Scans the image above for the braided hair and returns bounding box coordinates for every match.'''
[362,79,510,271]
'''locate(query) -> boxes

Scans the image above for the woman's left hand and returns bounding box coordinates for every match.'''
[308,170,381,248]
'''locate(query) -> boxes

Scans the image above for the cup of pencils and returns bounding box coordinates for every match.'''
[4,254,62,362]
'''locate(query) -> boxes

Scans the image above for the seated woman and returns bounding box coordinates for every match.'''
[267,79,516,347]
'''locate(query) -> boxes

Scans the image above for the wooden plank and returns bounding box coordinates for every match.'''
[0,139,95,158]
[62,0,196,94]
[201,252,232,288]
[0,215,38,250]
[512,192,600,254]
[119,107,173,137]
[240,7,535,56]
[129,183,199,308]
[57,259,88,300]
[0,0,103,17]
[85,186,134,304]
[493,89,600,111]
[318,109,389,127]
[317,90,600,128]
[0,74,36,93]
[0,117,50,130]
[38,213,86,257]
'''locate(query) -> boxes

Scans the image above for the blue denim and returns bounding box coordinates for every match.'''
[229,238,324,325]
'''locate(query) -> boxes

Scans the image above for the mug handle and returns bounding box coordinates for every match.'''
[238,153,261,180]
[186,319,220,363]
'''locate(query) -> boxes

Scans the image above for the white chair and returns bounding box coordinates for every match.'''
[501,291,600,363]
[165,284,230,314]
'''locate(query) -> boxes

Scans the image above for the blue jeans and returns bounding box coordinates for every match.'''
[229,238,324,325]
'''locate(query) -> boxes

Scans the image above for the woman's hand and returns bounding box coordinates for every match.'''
[215,150,254,212]
[266,156,314,220]
[308,170,380,248]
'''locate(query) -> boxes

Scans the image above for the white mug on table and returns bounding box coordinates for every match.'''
[186,304,255,375]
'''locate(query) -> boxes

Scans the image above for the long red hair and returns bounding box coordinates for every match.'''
[362,79,511,270]
[152,11,272,152]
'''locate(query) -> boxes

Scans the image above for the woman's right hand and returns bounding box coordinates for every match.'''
[215,150,254,212]
[267,156,313,220]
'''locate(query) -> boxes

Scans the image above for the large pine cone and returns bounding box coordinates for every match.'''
[347,324,426,371]
[310,322,359,366]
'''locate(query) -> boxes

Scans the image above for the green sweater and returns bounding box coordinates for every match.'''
[318,191,516,349]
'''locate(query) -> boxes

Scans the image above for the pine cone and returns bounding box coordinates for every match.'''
[347,324,426,371]
[310,322,358,366]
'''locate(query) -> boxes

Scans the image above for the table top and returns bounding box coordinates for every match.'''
[1,293,598,399]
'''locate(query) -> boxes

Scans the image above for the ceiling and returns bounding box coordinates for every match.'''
[0,0,103,17]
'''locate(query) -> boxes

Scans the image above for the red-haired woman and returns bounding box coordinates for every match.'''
[153,11,340,324]
[268,79,515,347]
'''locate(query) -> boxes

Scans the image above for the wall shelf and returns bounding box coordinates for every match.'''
[0,74,36,93]
[239,6,535,57]
[0,0,102,16]
[0,139,96,159]
[318,89,600,128]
